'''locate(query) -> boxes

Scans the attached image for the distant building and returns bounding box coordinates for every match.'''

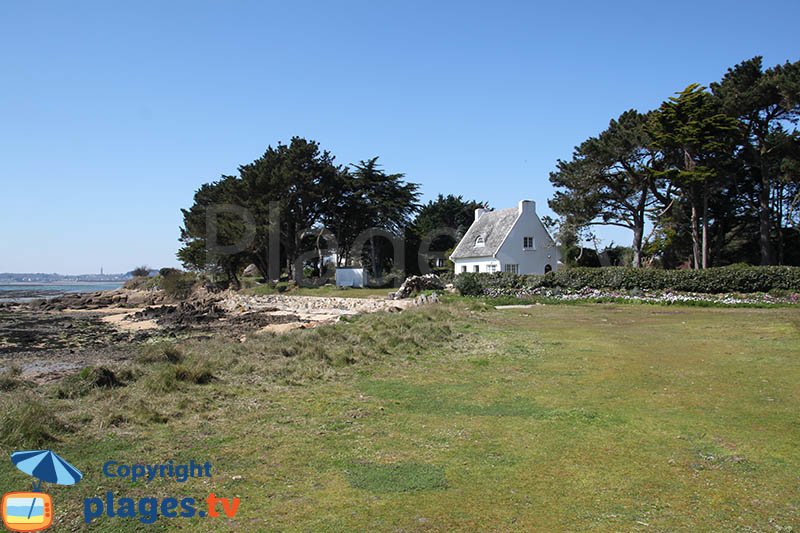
[449,200,561,275]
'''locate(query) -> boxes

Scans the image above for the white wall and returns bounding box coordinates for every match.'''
[451,201,561,276]
[335,268,367,287]
[495,201,560,275]
[452,258,500,274]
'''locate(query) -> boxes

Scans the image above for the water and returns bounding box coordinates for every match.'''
[0,282,125,302]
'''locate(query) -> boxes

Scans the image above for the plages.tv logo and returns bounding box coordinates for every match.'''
[84,459,240,525]
[2,450,83,532]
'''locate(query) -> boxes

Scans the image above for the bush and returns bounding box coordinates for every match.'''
[123,275,160,290]
[453,273,484,296]
[434,270,454,284]
[132,265,151,277]
[160,271,197,300]
[454,266,800,296]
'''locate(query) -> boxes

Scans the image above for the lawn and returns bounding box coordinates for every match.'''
[1,302,798,531]
[246,283,393,299]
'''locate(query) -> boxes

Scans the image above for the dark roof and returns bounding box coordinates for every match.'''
[450,208,518,259]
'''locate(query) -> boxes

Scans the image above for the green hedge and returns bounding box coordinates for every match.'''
[454,266,800,296]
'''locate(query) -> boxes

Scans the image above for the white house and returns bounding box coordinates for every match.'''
[449,200,561,275]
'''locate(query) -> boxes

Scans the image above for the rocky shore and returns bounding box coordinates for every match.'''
[0,288,428,383]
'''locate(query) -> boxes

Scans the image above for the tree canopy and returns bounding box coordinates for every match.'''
[178,137,420,285]
[549,57,800,268]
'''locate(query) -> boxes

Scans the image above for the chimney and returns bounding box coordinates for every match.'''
[518,200,535,215]
[475,208,487,221]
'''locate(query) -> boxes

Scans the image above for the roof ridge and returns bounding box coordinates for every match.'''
[449,207,520,260]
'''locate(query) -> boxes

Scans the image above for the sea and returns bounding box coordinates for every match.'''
[0,282,125,303]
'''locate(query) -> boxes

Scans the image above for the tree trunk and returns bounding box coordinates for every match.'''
[775,182,785,265]
[370,235,379,278]
[702,183,709,269]
[631,222,644,268]
[315,229,324,276]
[252,254,269,282]
[712,216,726,267]
[758,151,775,265]
[631,184,649,268]
[690,197,702,270]
[228,268,241,290]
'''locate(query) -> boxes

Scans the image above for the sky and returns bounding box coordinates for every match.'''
[1,0,798,274]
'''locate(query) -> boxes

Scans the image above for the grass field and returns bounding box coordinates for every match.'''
[247,283,392,299]
[1,302,799,531]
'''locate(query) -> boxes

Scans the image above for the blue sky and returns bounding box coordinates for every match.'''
[1,0,798,274]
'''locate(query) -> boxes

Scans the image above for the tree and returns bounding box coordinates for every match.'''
[710,57,800,264]
[649,84,739,269]
[413,194,487,237]
[341,158,420,279]
[549,110,657,267]
[237,137,343,281]
[177,175,251,287]
[407,194,487,273]
[178,139,420,285]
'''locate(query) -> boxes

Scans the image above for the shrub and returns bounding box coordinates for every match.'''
[160,271,197,300]
[454,266,800,295]
[132,265,151,277]
[123,275,160,290]
[453,273,483,296]
[432,269,454,283]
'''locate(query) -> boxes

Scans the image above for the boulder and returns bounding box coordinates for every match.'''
[391,274,445,300]
[243,264,261,277]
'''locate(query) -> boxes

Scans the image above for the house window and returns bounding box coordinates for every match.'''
[523,236,535,250]
[475,236,485,247]
[461,266,467,273]
[473,265,480,273]
[504,264,519,274]
[487,264,497,273]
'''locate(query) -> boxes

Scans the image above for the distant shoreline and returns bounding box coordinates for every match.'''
[0,281,126,286]
[0,281,125,303]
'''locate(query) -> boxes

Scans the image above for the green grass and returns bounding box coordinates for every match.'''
[247,283,393,298]
[1,303,799,531]
[345,462,448,493]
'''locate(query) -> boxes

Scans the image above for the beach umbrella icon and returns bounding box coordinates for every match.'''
[11,450,83,490]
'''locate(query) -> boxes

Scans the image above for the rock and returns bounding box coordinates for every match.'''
[391,274,445,299]
[414,292,440,305]
[243,264,261,277]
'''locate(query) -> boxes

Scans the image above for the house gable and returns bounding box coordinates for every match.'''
[495,201,559,274]
[449,208,518,260]
[451,199,561,274]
